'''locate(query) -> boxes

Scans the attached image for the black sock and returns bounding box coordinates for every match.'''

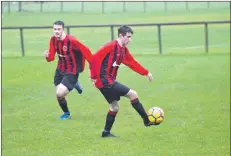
[103,110,117,132]
[57,98,70,114]
[131,98,149,123]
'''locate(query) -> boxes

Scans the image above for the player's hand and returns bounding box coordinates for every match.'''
[44,50,49,58]
[91,78,96,86]
[147,72,153,82]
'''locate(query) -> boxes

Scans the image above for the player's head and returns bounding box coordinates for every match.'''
[118,25,133,46]
[53,20,65,39]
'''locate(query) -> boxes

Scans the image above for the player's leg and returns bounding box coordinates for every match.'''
[56,73,78,120]
[54,69,70,119]
[74,81,83,94]
[99,87,120,137]
[122,85,151,126]
[74,73,83,94]
[56,83,71,120]
[102,100,120,137]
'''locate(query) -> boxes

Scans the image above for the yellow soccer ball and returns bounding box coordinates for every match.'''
[147,107,164,125]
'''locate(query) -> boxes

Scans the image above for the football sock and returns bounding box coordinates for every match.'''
[57,98,70,114]
[103,110,117,132]
[131,98,149,123]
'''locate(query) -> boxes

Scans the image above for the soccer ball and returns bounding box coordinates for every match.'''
[147,107,164,125]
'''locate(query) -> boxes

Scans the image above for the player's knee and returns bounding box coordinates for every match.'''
[128,89,138,100]
[56,84,69,99]
[56,89,65,99]
[110,101,120,112]
[113,105,120,112]
[110,106,119,112]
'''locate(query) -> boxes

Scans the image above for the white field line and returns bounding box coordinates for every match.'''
[168,43,229,50]
[134,42,230,54]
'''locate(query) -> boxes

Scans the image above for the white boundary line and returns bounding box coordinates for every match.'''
[168,43,229,50]
[136,43,230,53]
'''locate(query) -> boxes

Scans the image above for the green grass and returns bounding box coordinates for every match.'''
[2,54,230,156]
[2,4,230,156]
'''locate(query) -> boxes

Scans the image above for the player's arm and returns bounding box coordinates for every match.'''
[45,37,56,62]
[72,38,93,63]
[122,49,149,75]
[72,38,95,80]
[122,49,153,81]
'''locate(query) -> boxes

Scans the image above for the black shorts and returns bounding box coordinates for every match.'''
[54,69,79,91]
[99,81,130,104]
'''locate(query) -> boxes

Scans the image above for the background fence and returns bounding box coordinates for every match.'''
[1,1,230,13]
[2,20,230,56]
[2,1,230,57]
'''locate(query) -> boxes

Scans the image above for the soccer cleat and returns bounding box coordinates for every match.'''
[75,81,83,94]
[101,131,118,138]
[143,118,159,127]
[60,112,71,120]
[144,122,159,127]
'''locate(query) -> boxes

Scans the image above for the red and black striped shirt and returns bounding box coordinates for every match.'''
[46,34,92,75]
[90,40,149,89]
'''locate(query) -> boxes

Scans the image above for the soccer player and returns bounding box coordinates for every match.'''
[44,21,92,120]
[90,25,154,137]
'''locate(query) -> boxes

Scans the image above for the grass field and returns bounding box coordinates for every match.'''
[2,55,230,156]
[2,3,230,156]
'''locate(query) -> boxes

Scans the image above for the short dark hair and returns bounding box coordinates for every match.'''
[118,25,133,37]
[53,20,64,28]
